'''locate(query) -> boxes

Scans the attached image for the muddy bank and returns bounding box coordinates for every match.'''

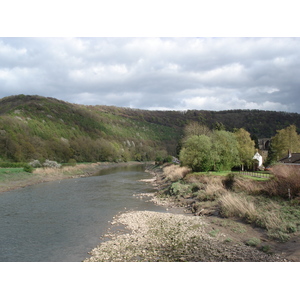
[85,165,290,262]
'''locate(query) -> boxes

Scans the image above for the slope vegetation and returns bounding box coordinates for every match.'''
[0,95,180,163]
[1,94,300,163]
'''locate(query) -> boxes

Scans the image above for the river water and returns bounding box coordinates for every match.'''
[0,164,166,262]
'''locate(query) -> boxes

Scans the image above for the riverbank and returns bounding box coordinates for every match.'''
[84,165,291,262]
[0,161,144,194]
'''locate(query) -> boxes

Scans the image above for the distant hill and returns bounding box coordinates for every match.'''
[1,94,300,163]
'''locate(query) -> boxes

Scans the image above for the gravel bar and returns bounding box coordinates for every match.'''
[84,210,288,262]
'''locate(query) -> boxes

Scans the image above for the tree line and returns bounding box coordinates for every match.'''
[179,122,300,172]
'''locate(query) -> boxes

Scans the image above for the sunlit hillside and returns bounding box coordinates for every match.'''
[1,94,300,163]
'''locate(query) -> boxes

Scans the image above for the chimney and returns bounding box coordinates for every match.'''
[288,149,292,159]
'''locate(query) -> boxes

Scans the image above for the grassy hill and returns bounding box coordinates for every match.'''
[1,94,300,163]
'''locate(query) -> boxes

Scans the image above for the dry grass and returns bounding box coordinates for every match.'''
[163,165,191,182]
[195,182,226,202]
[224,166,300,200]
[219,192,282,228]
[232,176,264,194]
[162,165,300,242]
[34,168,61,175]
[205,181,226,197]
[185,173,223,185]
[33,164,87,176]
[218,192,257,222]
[218,191,292,241]
[33,163,102,175]
[262,164,300,199]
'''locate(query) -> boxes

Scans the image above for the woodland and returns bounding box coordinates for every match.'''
[1,94,300,166]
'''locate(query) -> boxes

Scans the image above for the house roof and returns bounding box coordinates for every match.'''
[279,153,300,164]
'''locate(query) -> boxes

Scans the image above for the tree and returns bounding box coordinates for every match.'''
[179,135,213,172]
[234,128,255,170]
[265,142,277,166]
[271,125,300,160]
[214,122,226,131]
[211,130,240,171]
[250,133,259,149]
[183,121,211,140]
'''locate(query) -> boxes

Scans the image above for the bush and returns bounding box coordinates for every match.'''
[155,156,164,165]
[223,173,236,190]
[0,162,27,168]
[67,159,77,166]
[245,237,261,247]
[23,164,34,173]
[29,160,42,168]
[169,182,192,197]
[43,159,62,168]
[163,155,173,163]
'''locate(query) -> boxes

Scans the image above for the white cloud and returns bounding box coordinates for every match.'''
[180,96,290,112]
[1,37,300,113]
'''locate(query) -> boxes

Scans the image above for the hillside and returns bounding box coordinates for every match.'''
[1,94,300,163]
[0,95,180,163]
[108,107,300,138]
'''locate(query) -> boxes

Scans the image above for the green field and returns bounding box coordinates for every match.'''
[0,168,24,175]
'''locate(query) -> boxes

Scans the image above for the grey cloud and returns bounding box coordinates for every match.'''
[1,37,300,113]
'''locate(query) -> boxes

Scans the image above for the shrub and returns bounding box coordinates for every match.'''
[260,244,273,254]
[223,173,236,190]
[23,164,34,173]
[67,159,77,166]
[245,237,261,247]
[169,182,192,197]
[29,160,42,168]
[163,155,173,163]
[0,162,27,168]
[267,230,290,242]
[43,159,62,168]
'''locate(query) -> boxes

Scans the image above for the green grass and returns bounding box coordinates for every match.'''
[193,171,231,176]
[208,229,220,237]
[0,168,24,175]
[193,171,271,181]
[245,237,261,247]
[241,175,270,181]
[0,167,34,192]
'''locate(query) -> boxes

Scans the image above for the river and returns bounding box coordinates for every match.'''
[0,164,166,262]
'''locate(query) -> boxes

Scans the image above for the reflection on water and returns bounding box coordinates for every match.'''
[0,164,165,262]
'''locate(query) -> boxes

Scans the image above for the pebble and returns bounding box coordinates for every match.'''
[84,210,288,262]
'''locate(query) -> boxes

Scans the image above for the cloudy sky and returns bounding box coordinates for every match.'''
[1,0,299,113]
[1,37,300,113]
